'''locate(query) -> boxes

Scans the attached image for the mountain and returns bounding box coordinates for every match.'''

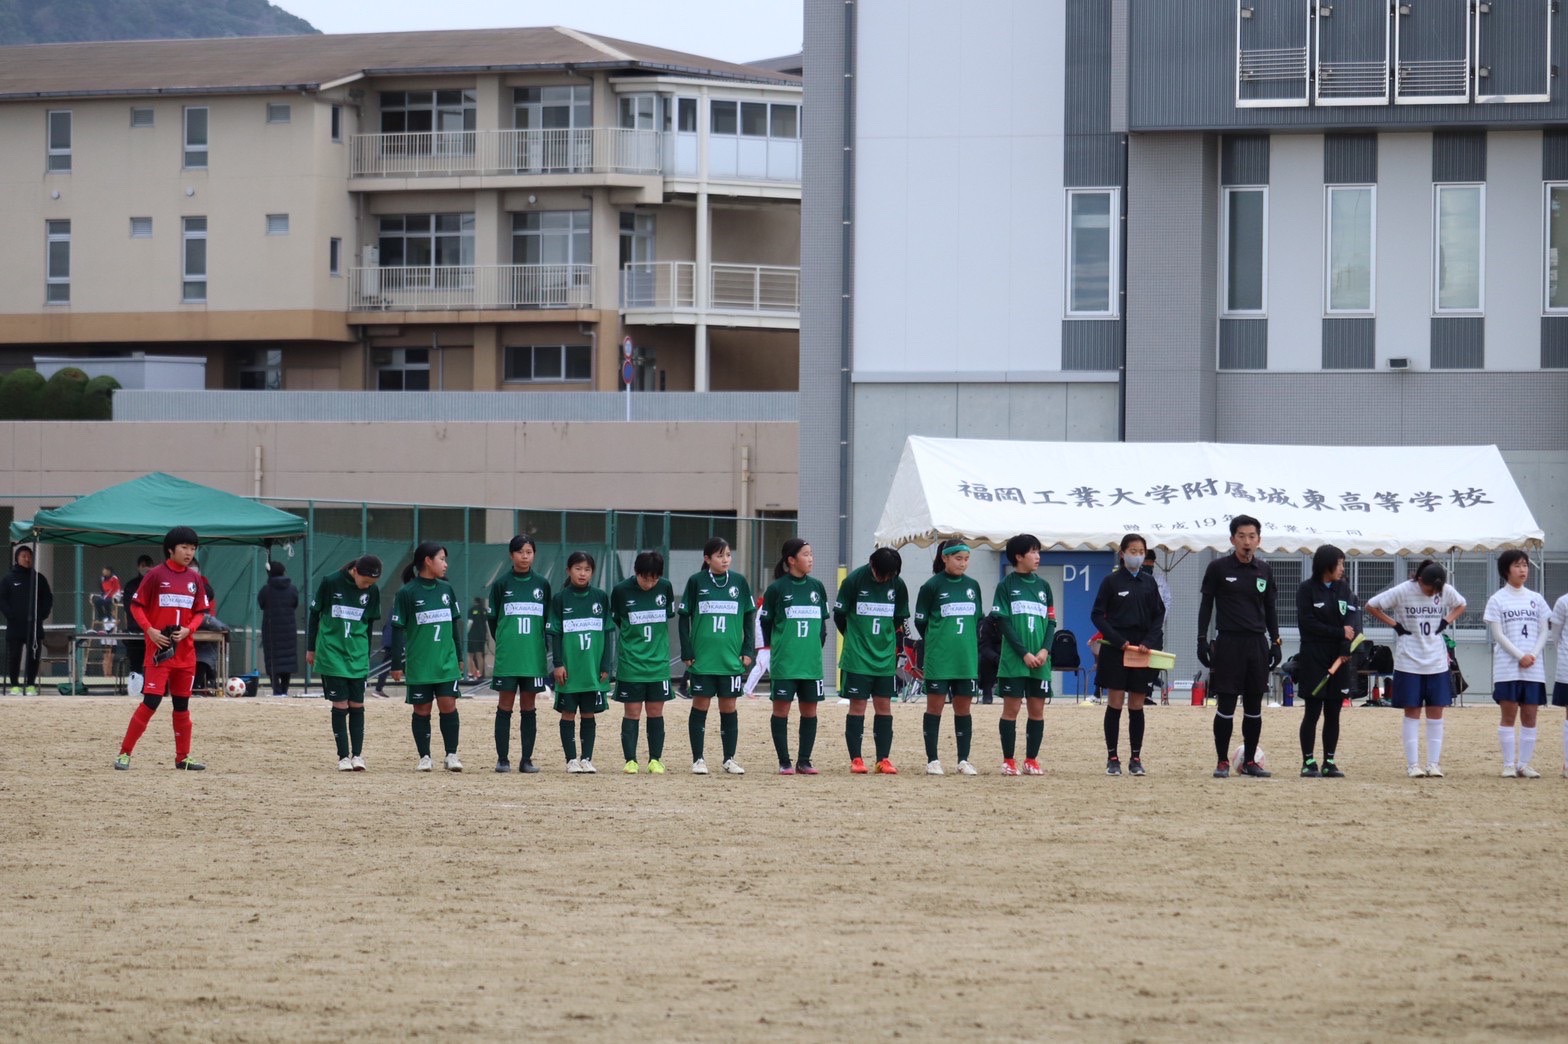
[0,0,318,45]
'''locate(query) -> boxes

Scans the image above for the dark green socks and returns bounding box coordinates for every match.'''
[494,708,513,762]
[347,706,364,757]
[846,713,865,760]
[518,709,537,763]
[622,717,640,762]
[770,713,790,764]
[798,716,818,765]
[955,713,972,762]
[411,712,432,758]
[559,718,577,762]
[331,707,349,759]
[719,710,738,761]
[998,717,1017,760]
[689,707,708,762]
[580,717,596,760]
[1025,717,1044,760]
[438,710,459,756]
[923,713,940,762]
[873,714,893,761]
[648,716,666,761]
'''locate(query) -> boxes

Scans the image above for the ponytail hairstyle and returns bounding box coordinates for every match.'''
[402,541,447,583]
[352,554,382,579]
[774,537,808,579]
[702,536,731,567]
[932,538,965,573]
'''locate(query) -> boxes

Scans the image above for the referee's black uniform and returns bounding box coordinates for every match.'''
[1198,552,1279,773]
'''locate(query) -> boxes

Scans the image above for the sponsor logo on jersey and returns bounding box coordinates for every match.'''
[157,593,196,609]
[414,608,453,626]
[563,617,604,633]
[627,609,666,626]
[699,600,739,615]
[855,601,894,618]
[1009,600,1048,617]
[938,601,976,617]
[784,605,822,620]
[331,605,366,621]
[503,601,544,617]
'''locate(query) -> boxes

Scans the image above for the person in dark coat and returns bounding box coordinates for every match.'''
[1294,544,1361,778]
[2,545,54,695]
[257,560,300,696]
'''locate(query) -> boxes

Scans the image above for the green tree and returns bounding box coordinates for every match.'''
[0,368,46,420]
[41,366,90,419]
[0,0,317,44]
[82,374,120,420]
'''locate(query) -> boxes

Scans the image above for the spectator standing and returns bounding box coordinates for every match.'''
[119,555,155,692]
[2,545,53,695]
[257,560,300,696]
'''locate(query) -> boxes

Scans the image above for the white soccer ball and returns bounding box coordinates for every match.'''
[1232,744,1266,770]
[225,676,248,698]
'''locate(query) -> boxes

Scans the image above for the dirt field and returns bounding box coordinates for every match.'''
[2,694,1566,1042]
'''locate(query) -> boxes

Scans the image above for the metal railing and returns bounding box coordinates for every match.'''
[349,264,595,311]
[351,128,662,178]
[620,262,696,309]
[710,264,799,314]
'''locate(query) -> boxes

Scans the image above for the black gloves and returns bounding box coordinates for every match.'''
[1196,638,1212,668]
[1268,639,1283,670]
[1435,619,1449,634]
[1393,623,1411,636]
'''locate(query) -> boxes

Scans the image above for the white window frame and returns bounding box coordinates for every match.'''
[329,237,342,277]
[1432,183,1485,315]
[45,220,70,304]
[330,104,342,143]
[266,102,291,124]
[1063,188,1119,318]
[182,216,207,303]
[1474,0,1552,104]
[1234,0,1311,109]
[1394,2,1472,105]
[1221,185,1269,316]
[46,110,72,172]
[265,214,290,236]
[183,106,208,169]
[1323,184,1376,316]
[130,217,153,238]
[1543,182,1568,313]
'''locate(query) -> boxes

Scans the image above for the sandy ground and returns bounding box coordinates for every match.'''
[2,693,1566,1043]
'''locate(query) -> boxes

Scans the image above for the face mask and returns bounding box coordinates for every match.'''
[1122,554,1143,573]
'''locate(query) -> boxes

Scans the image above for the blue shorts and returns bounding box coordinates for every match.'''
[1388,671,1452,709]
[1553,682,1568,708]
[1493,680,1548,706]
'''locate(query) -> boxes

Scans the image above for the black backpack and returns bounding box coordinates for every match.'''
[1050,629,1080,670]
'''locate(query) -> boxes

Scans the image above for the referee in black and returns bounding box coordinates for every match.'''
[1197,514,1280,777]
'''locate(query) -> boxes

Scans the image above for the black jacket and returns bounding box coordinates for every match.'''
[1295,578,1361,651]
[1,562,53,637]
[257,575,300,673]
[1090,566,1165,651]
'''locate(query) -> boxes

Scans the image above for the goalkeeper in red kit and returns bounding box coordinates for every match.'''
[113,527,211,771]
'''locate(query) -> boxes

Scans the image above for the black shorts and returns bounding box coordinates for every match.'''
[841,671,896,699]
[1209,632,1270,697]
[771,679,825,703]
[688,673,743,698]
[1095,648,1157,695]
[405,679,460,704]
[996,676,1050,699]
[493,675,549,694]
[554,690,609,714]
[321,676,366,702]
[614,680,671,703]
[923,678,977,698]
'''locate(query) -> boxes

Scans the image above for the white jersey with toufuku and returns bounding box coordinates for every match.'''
[1550,594,1568,685]
[1366,580,1466,675]
[1483,584,1550,684]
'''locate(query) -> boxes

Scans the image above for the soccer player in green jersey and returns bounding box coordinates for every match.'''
[389,542,464,772]
[611,551,676,774]
[990,534,1056,776]
[488,535,551,774]
[914,540,984,775]
[677,537,755,775]
[833,547,909,774]
[306,554,382,772]
[548,551,612,773]
[759,538,829,774]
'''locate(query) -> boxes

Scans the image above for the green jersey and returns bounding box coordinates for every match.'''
[990,571,1055,680]
[389,577,461,686]
[487,569,551,677]
[547,583,612,694]
[833,564,909,675]
[306,568,381,678]
[760,574,829,681]
[677,570,756,675]
[914,573,983,681]
[611,576,675,683]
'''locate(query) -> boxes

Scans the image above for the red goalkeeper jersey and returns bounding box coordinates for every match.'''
[130,561,210,669]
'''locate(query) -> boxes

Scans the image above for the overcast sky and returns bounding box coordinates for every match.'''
[275,1,803,63]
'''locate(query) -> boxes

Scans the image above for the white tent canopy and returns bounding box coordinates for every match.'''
[873,437,1544,556]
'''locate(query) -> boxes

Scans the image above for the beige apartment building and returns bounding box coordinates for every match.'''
[0,28,802,393]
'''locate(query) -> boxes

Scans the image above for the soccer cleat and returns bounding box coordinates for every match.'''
[495,759,513,773]
[1425,763,1444,778]
[796,762,819,775]
[443,753,463,772]
[371,690,389,700]
[175,756,205,771]
[957,760,978,776]
[875,758,898,775]
[351,755,366,771]
[999,758,1019,776]
[1022,758,1044,776]
[624,760,639,774]
[1518,763,1541,779]
[1502,764,1518,778]
[23,685,39,696]
[566,758,584,773]
[417,754,433,772]
[1239,761,1271,778]
[1213,760,1231,778]
[4,686,19,696]
[113,752,131,770]
[1301,760,1321,778]
[1106,756,1122,776]
[579,759,597,774]
[1407,763,1426,778]
[926,759,944,775]
[519,761,539,774]
[691,757,709,775]
[722,759,746,775]
[778,762,795,775]
[1320,761,1344,778]
[338,757,354,772]
[648,759,665,775]
[850,756,868,774]
[1128,758,1146,777]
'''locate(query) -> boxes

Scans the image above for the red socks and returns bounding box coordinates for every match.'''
[172,710,192,763]
[120,702,155,755]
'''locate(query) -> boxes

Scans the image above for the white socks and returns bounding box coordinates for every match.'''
[1499,725,1540,769]
[1520,726,1537,767]
[1499,726,1517,769]
[1426,718,1444,767]
[1563,720,1568,767]
[1403,716,1420,767]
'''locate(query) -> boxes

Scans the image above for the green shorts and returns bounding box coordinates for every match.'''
[771,678,825,703]
[923,678,977,698]
[688,672,744,698]
[997,676,1050,699]
[493,675,549,694]
[321,676,367,703]
[405,679,460,704]
[554,690,609,714]
[841,671,896,700]
[614,680,671,703]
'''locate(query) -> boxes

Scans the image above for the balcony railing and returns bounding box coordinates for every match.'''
[349,264,595,311]
[620,262,799,316]
[351,128,662,178]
